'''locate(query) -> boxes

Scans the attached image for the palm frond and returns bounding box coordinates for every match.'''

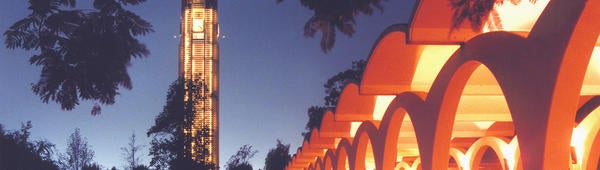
[319,21,335,53]
[119,0,147,6]
[450,0,539,31]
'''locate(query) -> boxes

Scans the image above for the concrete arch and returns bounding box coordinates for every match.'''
[351,121,380,170]
[292,148,307,169]
[395,161,412,170]
[585,128,600,170]
[421,31,530,169]
[314,157,323,170]
[309,129,335,151]
[335,138,353,170]
[379,92,427,170]
[287,0,600,169]
[520,0,600,168]
[323,149,335,170]
[336,83,377,121]
[412,157,422,170]
[301,140,320,158]
[320,110,351,138]
[449,147,467,169]
[394,158,422,170]
[466,136,510,170]
[308,163,315,170]
[571,95,600,170]
[361,25,423,95]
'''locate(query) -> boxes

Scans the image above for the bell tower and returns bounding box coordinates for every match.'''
[179,0,219,167]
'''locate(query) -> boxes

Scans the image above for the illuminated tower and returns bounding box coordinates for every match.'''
[179,0,219,167]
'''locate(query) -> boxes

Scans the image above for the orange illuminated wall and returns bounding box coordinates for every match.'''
[286,0,600,169]
[179,0,219,166]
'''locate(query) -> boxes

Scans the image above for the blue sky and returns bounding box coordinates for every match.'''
[0,0,412,169]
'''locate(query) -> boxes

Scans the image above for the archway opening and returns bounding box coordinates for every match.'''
[474,147,504,170]
[397,115,420,166]
[452,64,516,169]
[400,156,420,170]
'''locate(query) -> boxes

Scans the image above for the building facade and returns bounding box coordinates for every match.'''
[179,0,219,166]
[286,0,600,169]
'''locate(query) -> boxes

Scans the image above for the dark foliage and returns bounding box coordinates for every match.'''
[132,164,151,170]
[276,0,386,53]
[0,122,60,170]
[4,0,153,113]
[228,163,253,170]
[450,0,537,31]
[264,140,292,170]
[301,59,367,141]
[82,163,102,170]
[301,106,327,141]
[226,145,257,170]
[324,59,367,107]
[147,78,217,170]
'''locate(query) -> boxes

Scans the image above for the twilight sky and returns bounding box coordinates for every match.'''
[0,0,413,169]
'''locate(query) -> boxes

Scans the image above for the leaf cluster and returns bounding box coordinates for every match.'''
[4,0,153,113]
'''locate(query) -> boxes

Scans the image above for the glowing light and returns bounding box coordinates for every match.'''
[411,45,459,92]
[460,156,471,170]
[473,121,495,129]
[192,19,204,32]
[372,95,395,120]
[571,127,586,168]
[350,122,361,137]
[581,47,600,95]
[501,139,517,170]
[483,0,549,32]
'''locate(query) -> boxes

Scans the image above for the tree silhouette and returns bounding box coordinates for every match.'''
[302,59,366,141]
[121,132,144,170]
[323,59,367,108]
[0,122,60,170]
[4,0,153,114]
[263,140,292,170]
[59,128,95,170]
[147,78,216,170]
[226,145,257,170]
[301,106,327,141]
[82,163,102,170]
[276,0,386,53]
[132,164,150,170]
